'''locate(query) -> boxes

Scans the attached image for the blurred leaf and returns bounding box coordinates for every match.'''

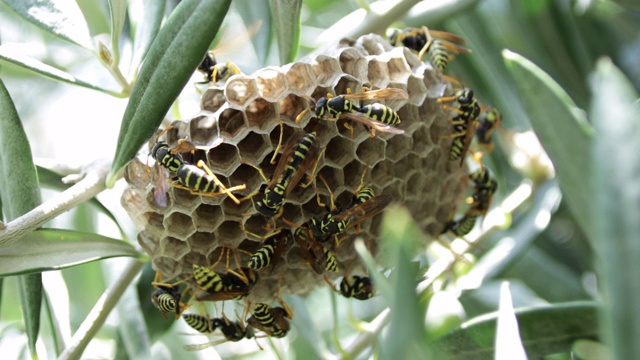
[1,0,93,49]
[107,0,232,187]
[288,295,328,359]
[591,58,640,359]
[108,0,127,65]
[129,0,166,75]
[269,0,301,64]
[234,0,272,65]
[495,282,527,360]
[503,50,595,239]
[431,301,599,359]
[610,0,640,12]
[35,165,127,238]
[403,0,480,26]
[0,229,140,276]
[379,205,429,359]
[573,339,613,360]
[0,79,43,357]
[0,47,124,97]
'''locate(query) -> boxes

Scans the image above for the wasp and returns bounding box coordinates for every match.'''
[474,107,502,156]
[290,227,339,274]
[340,275,375,300]
[468,165,497,214]
[437,88,481,165]
[387,26,470,71]
[183,313,215,333]
[244,228,291,272]
[247,302,293,338]
[296,88,408,137]
[244,131,322,218]
[441,212,479,238]
[150,271,194,319]
[184,315,257,350]
[196,50,242,85]
[192,248,259,301]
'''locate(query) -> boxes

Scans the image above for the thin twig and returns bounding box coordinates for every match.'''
[0,159,113,247]
[58,259,143,360]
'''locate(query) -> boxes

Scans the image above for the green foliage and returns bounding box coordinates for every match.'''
[0,0,637,358]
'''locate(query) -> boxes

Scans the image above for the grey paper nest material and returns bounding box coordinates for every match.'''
[122,34,468,304]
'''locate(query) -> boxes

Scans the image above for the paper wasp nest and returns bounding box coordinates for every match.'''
[122,34,469,304]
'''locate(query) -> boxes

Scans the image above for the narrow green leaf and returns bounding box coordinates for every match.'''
[573,340,613,360]
[590,58,640,360]
[379,205,429,359]
[503,50,595,239]
[0,229,140,276]
[431,302,599,359]
[0,47,124,97]
[269,0,301,64]
[128,0,166,75]
[403,0,480,26]
[234,0,272,66]
[0,79,43,358]
[2,0,93,49]
[108,0,128,65]
[107,0,232,187]
[495,283,527,360]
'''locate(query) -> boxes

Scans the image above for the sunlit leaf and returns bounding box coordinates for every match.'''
[234,0,272,66]
[0,229,140,276]
[591,57,640,360]
[431,302,599,359]
[0,47,124,97]
[495,282,527,360]
[128,0,166,74]
[2,0,93,49]
[269,0,302,64]
[503,50,595,239]
[107,0,232,187]
[0,79,43,358]
[108,0,128,65]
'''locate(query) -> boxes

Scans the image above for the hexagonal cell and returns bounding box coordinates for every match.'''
[206,142,240,175]
[332,75,363,96]
[137,232,157,256]
[385,133,412,162]
[279,202,306,225]
[124,158,151,189]
[164,211,196,240]
[316,165,345,199]
[236,132,271,164]
[305,115,339,142]
[410,124,434,156]
[367,57,390,89]
[189,112,224,146]
[283,62,316,95]
[168,186,201,211]
[387,56,412,84]
[406,172,427,196]
[159,236,191,260]
[356,33,393,55]
[219,194,253,220]
[164,120,189,144]
[192,204,223,232]
[423,70,448,98]
[240,215,270,241]
[338,48,368,83]
[279,94,311,125]
[200,88,226,112]
[144,211,165,231]
[324,136,357,168]
[146,183,172,212]
[287,178,317,205]
[254,67,288,102]
[356,136,386,166]
[214,220,245,248]
[309,55,341,87]
[381,180,406,202]
[342,159,367,192]
[371,159,394,188]
[218,108,249,140]
[225,75,258,109]
[152,256,180,276]
[244,98,277,133]
[189,231,216,256]
[399,46,424,72]
[407,75,427,106]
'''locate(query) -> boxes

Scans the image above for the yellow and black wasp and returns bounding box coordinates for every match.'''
[474,107,502,157]
[387,26,470,72]
[339,275,375,300]
[247,302,293,338]
[150,271,193,319]
[184,314,257,350]
[243,228,291,272]
[196,50,242,85]
[150,127,247,204]
[437,88,481,165]
[244,131,322,218]
[192,248,259,302]
[182,313,215,333]
[296,88,408,137]
[290,227,339,274]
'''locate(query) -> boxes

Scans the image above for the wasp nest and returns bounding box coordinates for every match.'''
[122,34,468,304]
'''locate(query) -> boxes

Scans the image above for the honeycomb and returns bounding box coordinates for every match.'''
[122,34,469,305]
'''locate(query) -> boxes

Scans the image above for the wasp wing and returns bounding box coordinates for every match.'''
[342,88,409,101]
[341,112,405,135]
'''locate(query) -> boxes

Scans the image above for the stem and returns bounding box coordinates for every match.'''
[107,64,132,96]
[0,160,113,247]
[58,259,143,360]
[338,308,391,360]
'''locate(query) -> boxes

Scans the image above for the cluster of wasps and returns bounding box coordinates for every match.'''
[146,25,502,350]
